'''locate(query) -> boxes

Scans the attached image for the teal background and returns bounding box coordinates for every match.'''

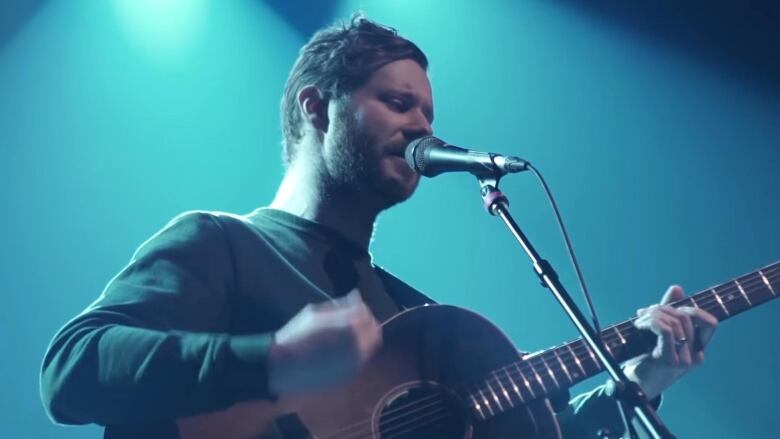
[1,1,778,437]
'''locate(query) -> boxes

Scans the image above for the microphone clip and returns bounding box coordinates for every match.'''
[477,175,509,216]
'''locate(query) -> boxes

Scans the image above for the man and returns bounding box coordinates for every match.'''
[40,16,717,438]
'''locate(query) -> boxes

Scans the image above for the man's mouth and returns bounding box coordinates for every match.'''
[387,146,407,158]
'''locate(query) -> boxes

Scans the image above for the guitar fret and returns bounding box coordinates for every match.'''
[552,349,573,383]
[503,368,526,403]
[586,344,600,370]
[760,270,776,296]
[614,326,627,345]
[477,387,495,417]
[514,363,536,399]
[469,392,486,420]
[712,288,730,316]
[457,262,779,425]
[566,344,586,377]
[734,279,753,306]
[494,371,515,408]
[530,362,549,394]
[602,339,614,359]
[485,379,504,413]
[540,355,560,389]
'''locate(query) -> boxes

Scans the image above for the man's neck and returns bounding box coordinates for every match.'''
[269,164,378,250]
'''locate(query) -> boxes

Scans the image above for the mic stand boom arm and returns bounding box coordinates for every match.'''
[476,175,674,439]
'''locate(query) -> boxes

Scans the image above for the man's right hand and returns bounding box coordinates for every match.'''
[267,290,382,395]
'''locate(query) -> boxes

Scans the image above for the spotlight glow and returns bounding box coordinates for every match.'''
[112,0,209,62]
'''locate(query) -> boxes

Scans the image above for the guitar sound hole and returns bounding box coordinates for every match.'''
[378,385,469,439]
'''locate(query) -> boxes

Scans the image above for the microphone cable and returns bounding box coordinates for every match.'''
[525,163,602,335]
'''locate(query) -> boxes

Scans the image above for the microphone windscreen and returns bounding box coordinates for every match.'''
[405,136,444,174]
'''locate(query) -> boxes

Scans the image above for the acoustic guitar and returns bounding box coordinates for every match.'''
[176,261,779,439]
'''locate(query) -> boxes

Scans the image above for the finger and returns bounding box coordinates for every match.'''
[318,292,358,310]
[634,304,660,325]
[343,289,363,305]
[692,350,705,366]
[653,319,680,367]
[660,313,686,365]
[660,306,695,346]
[680,307,718,351]
[329,290,368,314]
[640,313,680,364]
[660,307,694,367]
[356,317,382,362]
[660,285,685,306]
[353,307,379,334]
[695,325,716,352]
[675,335,693,368]
[633,305,685,346]
[657,311,686,343]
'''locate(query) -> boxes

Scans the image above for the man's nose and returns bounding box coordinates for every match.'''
[403,112,433,140]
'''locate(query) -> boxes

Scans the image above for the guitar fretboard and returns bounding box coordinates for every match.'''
[461,261,779,421]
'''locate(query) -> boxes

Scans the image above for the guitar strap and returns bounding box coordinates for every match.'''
[373,265,436,309]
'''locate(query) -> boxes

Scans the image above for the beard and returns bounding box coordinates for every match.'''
[321,105,418,211]
[323,106,374,193]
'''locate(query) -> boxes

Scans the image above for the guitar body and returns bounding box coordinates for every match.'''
[177,305,561,439]
[175,258,780,438]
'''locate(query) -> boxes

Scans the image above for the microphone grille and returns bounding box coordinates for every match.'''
[405,136,444,174]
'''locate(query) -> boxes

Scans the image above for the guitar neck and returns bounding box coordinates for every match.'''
[467,261,779,416]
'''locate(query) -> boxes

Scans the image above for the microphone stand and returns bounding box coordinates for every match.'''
[476,174,674,439]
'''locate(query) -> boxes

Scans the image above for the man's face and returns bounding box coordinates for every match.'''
[322,59,434,209]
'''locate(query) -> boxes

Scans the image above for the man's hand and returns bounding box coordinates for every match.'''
[268,290,382,395]
[623,285,718,400]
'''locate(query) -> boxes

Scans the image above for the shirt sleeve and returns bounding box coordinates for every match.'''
[557,382,663,438]
[40,212,275,426]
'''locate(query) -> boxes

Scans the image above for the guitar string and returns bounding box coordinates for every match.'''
[325,402,446,439]
[482,266,780,403]
[373,270,780,439]
[378,406,450,439]
[309,391,446,439]
[374,395,447,429]
[512,271,776,387]
[395,266,780,434]
[334,401,460,439]
[495,267,780,394]
[325,266,780,439]
[313,265,779,439]
[382,411,454,439]
[382,411,457,439]
[378,266,780,435]
[526,266,780,371]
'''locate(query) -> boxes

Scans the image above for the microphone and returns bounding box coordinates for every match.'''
[404,136,529,178]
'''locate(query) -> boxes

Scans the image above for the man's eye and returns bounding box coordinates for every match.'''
[386,98,408,111]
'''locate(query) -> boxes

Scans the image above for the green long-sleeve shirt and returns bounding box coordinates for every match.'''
[41,209,646,438]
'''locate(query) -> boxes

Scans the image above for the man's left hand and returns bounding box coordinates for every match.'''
[622,285,718,400]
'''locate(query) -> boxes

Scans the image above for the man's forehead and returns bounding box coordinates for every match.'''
[365,60,431,94]
[370,61,432,108]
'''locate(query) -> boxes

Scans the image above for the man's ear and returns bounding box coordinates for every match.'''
[297,86,329,133]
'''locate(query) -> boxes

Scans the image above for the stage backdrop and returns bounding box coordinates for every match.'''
[1,1,778,437]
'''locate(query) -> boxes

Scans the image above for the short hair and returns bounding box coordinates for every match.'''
[280,14,429,165]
